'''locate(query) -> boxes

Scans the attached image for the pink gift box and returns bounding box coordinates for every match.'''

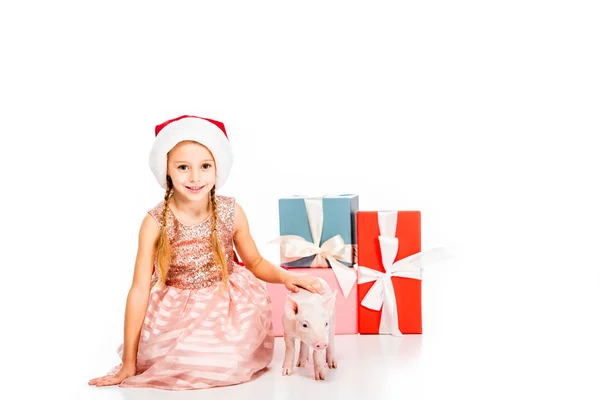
[266,267,358,336]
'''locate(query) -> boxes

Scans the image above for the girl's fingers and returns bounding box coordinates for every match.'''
[98,378,117,386]
[97,376,115,386]
[313,281,325,294]
[88,375,110,385]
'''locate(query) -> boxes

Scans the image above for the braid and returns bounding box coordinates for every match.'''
[155,177,173,287]
[211,186,229,287]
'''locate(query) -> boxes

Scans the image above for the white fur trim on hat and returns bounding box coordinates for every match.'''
[149,116,233,190]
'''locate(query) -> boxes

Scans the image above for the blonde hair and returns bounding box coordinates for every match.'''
[154,178,229,288]
[210,185,229,286]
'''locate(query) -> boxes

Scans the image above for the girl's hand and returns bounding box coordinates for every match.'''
[88,362,136,387]
[284,272,326,295]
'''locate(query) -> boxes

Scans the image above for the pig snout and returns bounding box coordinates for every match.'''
[313,341,328,350]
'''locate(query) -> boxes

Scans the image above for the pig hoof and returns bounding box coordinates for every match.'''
[296,357,309,367]
[282,367,294,376]
[314,369,326,380]
[327,359,337,369]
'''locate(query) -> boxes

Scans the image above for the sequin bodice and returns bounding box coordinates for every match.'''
[148,195,237,289]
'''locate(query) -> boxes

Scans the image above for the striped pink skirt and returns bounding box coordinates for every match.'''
[106,264,274,390]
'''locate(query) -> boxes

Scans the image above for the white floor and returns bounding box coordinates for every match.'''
[80,334,429,400]
[74,330,598,400]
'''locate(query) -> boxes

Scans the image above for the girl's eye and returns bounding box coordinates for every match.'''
[178,165,188,170]
[202,163,212,169]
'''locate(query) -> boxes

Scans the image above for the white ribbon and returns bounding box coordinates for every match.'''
[270,197,357,298]
[357,211,450,336]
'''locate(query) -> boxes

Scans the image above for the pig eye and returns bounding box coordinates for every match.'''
[325,322,328,327]
[302,323,308,328]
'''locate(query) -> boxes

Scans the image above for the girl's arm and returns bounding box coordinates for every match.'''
[89,213,159,386]
[233,202,325,294]
[121,214,160,365]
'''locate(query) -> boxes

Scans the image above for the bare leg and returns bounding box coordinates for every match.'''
[297,341,310,367]
[313,348,327,380]
[282,334,296,376]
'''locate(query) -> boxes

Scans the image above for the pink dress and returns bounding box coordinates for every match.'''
[106,194,274,390]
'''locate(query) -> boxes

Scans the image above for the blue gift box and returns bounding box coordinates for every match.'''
[277,194,359,268]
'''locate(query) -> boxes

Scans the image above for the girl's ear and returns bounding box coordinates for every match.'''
[284,295,299,319]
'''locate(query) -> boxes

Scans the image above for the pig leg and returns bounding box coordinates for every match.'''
[282,334,296,376]
[296,341,310,367]
[313,348,327,380]
[326,313,337,369]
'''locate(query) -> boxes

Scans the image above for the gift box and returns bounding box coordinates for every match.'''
[271,194,359,298]
[266,267,358,337]
[357,210,423,335]
[277,194,358,268]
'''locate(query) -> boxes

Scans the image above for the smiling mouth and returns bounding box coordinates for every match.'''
[186,185,205,191]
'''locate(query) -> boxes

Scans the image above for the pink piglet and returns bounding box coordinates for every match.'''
[281,277,337,380]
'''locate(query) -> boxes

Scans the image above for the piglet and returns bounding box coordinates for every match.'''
[281,277,337,380]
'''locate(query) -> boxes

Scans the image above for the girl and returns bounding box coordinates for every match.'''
[88,115,325,390]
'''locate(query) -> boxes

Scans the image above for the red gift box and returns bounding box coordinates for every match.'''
[357,210,423,335]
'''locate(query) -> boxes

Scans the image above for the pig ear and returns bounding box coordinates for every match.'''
[284,295,299,318]
[322,290,337,315]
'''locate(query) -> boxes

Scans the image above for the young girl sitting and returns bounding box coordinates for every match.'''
[88,115,324,390]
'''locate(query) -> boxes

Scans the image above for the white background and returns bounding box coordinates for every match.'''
[1,0,599,398]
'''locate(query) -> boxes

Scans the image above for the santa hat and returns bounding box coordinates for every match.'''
[149,115,233,190]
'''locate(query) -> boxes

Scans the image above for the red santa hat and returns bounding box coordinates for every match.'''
[149,115,233,190]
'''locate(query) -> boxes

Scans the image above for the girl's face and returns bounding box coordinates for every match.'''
[166,141,216,201]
